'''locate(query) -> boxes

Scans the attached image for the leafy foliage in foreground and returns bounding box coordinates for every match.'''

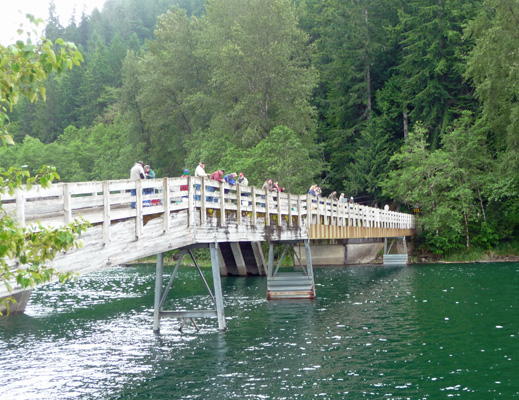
[1,18,88,313]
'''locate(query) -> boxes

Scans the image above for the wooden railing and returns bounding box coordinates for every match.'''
[1,177,415,234]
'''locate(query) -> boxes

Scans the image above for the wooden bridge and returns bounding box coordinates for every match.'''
[1,177,414,330]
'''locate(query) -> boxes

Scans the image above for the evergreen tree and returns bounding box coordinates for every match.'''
[386,0,481,147]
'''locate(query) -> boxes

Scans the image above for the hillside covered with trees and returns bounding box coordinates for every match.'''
[2,0,519,258]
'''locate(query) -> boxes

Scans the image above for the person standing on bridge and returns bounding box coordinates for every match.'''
[144,165,155,179]
[144,165,155,206]
[208,169,225,202]
[328,191,337,201]
[194,161,206,201]
[261,179,275,208]
[180,169,190,202]
[262,178,274,192]
[210,169,225,182]
[130,161,145,180]
[273,181,284,192]
[237,172,248,186]
[224,172,237,186]
[130,161,145,209]
[238,173,250,205]
[195,161,206,177]
[308,184,320,196]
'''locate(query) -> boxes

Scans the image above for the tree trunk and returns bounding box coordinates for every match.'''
[403,110,409,139]
[477,188,487,222]
[463,210,470,250]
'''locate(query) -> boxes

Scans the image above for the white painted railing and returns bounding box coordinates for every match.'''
[1,177,415,233]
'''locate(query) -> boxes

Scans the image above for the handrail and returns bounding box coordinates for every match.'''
[1,177,415,231]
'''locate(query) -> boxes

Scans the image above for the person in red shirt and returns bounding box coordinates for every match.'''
[210,169,225,182]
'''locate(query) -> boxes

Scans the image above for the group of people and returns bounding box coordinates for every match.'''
[129,161,156,208]
[131,160,358,205]
[261,178,285,193]
[308,184,355,204]
[130,160,155,180]
[194,161,249,187]
[130,160,393,212]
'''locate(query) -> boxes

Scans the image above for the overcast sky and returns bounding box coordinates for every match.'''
[0,0,107,45]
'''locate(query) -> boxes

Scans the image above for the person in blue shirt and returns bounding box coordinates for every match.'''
[224,172,237,186]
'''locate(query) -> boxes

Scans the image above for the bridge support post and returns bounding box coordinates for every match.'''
[153,252,164,333]
[304,239,314,280]
[267,242,275,277]
[152,245,226,332]
[210,243,226,331]
[383,236,409,266]
[266,241,315,300]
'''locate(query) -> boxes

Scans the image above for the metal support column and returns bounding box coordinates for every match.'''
[153,252,164,333]
[267,240,315,300]
[152,244,226,332]
[304,240,314,282]
[383,236,409,266]
[210,242,227,331]
[267,241,275,277]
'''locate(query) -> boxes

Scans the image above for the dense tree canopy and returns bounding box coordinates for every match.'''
[3,0,519,257]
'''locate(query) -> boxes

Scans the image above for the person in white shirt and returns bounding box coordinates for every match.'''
[194,161,206,200]
[130,161,145,180]
[195,161,206,177]
[130,161,145,208]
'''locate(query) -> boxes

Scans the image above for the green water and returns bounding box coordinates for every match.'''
[1,263,518,399]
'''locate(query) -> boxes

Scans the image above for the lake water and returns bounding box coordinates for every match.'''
[1,262,518,399]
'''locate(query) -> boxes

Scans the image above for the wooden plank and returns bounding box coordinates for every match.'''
[287,193,292,227]
[102,181,111,244]
[135,180,143,239]
[236,183,242,225]
[277,192,282,226]
[15,188,26,227]
[251,187,257,226]
[188,176,194,227]
[200,177,206,225]
[63,184,72,224]
[297,195,302,226]
[265,190,270,226]
[219,181,225,225]
[163,178,171,231]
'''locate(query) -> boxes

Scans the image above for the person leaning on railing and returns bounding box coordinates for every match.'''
[238,173,251,205]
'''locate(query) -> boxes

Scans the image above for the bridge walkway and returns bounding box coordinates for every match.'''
[1,177,415,329]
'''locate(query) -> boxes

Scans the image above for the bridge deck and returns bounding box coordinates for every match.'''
[1,177,415,298]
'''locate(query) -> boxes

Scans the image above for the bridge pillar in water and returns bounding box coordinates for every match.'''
[0,289,32,315]
[218,242,266,276]
[383,237,409,266]
[266,240,315,299]
[296,239,386,265]
[152,244,226,333]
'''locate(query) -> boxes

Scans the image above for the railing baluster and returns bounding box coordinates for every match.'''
[63,183,72,224]
[15,188,26,228]
[219,181,225,225]
[135,179,143,239]
[251,187,257,226]
[102,181,110,244]
[236,183,241,225]
[163,178,171,232]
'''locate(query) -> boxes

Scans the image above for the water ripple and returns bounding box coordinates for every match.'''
[0,263,518,399]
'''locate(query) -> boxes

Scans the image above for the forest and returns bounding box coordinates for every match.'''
[1,0,519,259]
